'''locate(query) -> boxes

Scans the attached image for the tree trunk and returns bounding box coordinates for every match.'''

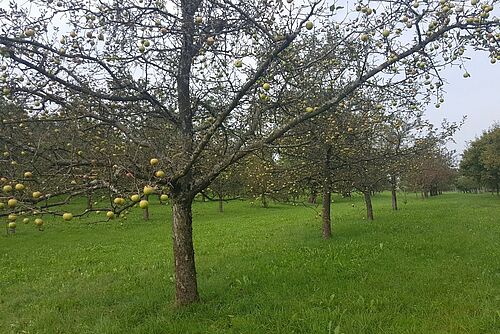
[171,197,199,306]
[143,194,149,221]
[322,190,332,239]
[261,193,268,208]
[390,175,398,211]
[364,191,374,221]
[321,145,332,239]
[86,190,93,210]
[218,194,223,212]
[308,188,317,204]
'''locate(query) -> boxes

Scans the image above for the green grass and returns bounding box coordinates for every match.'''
[1,192,500,333]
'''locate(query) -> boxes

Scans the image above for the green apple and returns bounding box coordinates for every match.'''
[305,21,314,30]
[3,185,13,193]
[160,194,169,201]
[15,183,25,191]
[234,59,243,68]
[25,28,35,37]
[130,194,140,202]
[262,83,271,91]
[8,222,16,229]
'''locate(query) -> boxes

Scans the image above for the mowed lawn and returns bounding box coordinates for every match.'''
[1,192,500,334]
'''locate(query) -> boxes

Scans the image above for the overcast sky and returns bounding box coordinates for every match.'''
[424,52,500,157]
[2,1,497,158]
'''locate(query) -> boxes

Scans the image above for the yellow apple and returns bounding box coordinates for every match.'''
[33,191,42,199]
[113,197,125,205]
[24,171,33,178]
[7,198,17,208]
[15,183,25,191]
[155,170,165,178]
[3,185,13,193]
[130,194,140,202]
[150,158,159,166]
[63,212,73,221]
[106,211,115,219]
[143,186,154,195]
[139,200,149,209]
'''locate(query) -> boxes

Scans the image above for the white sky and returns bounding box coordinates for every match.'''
[2,1,498,157]
[425,53,500,156]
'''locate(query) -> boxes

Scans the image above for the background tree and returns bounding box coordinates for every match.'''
[460,124,500,194]
[403,145,457,197]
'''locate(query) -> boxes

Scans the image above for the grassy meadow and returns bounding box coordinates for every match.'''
[1,192,500,333]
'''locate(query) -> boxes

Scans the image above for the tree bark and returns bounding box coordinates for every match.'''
[390,175,398,211]
[218,194,223,212]
[261,193,268,208]
[86,190,93,210]
[364,191,374,221]
[322,190,332,239]
[170,0,199,306]
[321,145,332,239]
[171,197,199,306]
[308,188,317,204]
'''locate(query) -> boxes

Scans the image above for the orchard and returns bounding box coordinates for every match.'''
[1,0,499,317]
